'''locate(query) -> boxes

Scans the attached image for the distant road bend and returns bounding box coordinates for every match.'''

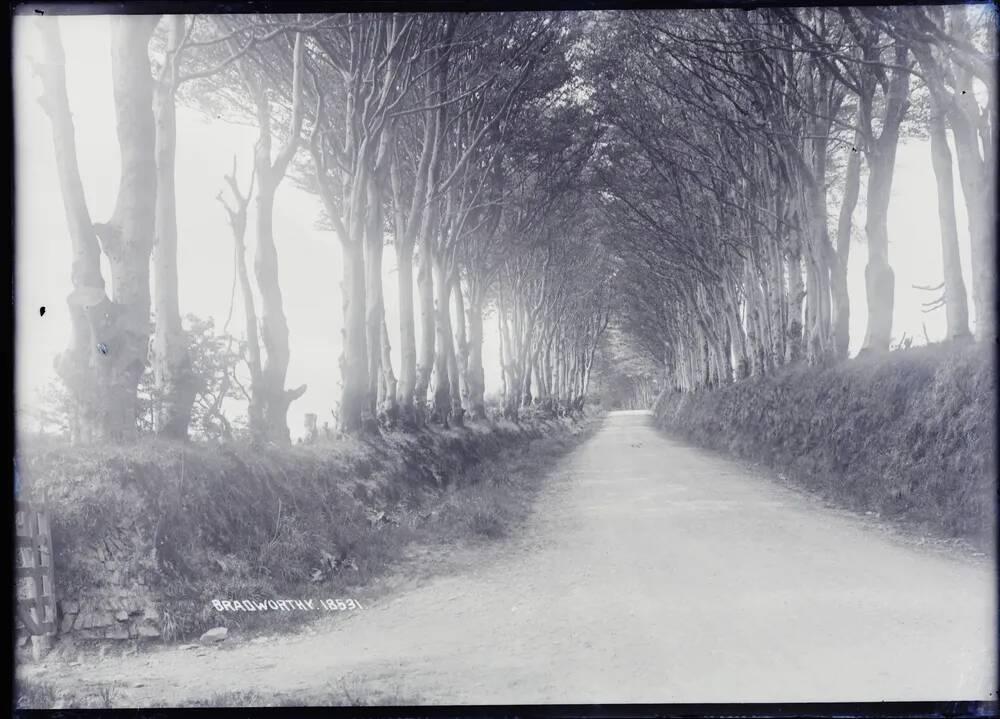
[25,410,997,704]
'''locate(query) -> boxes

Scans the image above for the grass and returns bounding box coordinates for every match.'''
[95,681,124,708]
[15,411,599,653]
[653,341,996,549]
[331,676,420,707]
[178,690,271,707]
[14,676,124,710]
[172,681,420,707]
[13,413,598,710]
[18,677,423,709]
[14,677,57,709]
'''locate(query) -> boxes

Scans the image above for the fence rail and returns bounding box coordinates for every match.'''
[15,499,57,640]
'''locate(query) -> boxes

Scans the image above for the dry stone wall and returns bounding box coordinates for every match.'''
[56,520,162,641]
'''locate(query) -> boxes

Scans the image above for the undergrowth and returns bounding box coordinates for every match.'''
[16,413,596,644]
[653,341,996,549]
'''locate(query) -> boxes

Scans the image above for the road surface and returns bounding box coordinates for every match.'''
[22,410,997,705]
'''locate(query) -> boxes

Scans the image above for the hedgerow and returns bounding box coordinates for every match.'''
[653,342,996,548]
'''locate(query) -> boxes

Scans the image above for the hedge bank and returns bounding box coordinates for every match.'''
[15,413,593,643]
[653,342,996,548]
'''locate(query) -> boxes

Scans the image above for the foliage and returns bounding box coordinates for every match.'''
[25,379,75,439]
[589,5,994,379]
[589,328,663,410]
[34,314,242,441]
[136,314,244,439]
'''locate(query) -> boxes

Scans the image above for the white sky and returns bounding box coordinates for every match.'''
[13,15,980,439]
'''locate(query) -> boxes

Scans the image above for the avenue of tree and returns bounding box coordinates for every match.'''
[32,7,995,443]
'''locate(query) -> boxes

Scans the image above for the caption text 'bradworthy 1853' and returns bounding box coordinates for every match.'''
[212,599,364,612]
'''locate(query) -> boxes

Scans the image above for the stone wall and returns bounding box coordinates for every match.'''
[54,520,162,641]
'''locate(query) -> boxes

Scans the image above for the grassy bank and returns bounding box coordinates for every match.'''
[653,342,996,549]
[15,411,599,655]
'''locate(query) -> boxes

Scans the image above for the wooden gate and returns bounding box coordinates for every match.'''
[15,499,57,640]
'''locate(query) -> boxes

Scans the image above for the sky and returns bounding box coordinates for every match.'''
[13,14,980,440]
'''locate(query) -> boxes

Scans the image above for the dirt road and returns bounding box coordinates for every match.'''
[22,410,996,705]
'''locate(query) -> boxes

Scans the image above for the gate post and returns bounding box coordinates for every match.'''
[16,496,57,660]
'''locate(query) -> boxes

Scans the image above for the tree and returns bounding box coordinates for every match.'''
[843,14,912,353]
[308,13,417,432]
[33,17,114,444]
[137,315,244,439]
[238,25,308,441]
[150,15,197,439]
[90,15,163,441]
[927,95,972,340]
[217,156,267,434]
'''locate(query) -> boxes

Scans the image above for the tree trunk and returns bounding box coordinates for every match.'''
[36,18,114,444]
[498,290,519,419]
[724,282,749,379]
[541,340,554,408]
[452,276,470,423]
[951,117,994,341]
[339,236,369,432]
[394,239,417,424]
[803,250,826,364]
[93,15,161,441]
[465,296,486,420]
[498,314,508,412]
[804,206,833,364]
[861,44,909,353]
[567,347,581,413]
[555,342,565,404]
[414,219,436,425]
[861,148,898,352]
[861,132,903,352]
[364,173,386,418]
[151,15,196,439]
[767,240,786,366]
[233,217,265,436]
[242,32,305,442]
[379,317,398,421]
[447,329,464,426]
[947,5,994,341]
[522,354,534,406]
[929,102,972,340]
[536,349,549,406]
[742,261,764,376]
[254,178,297,440]
[832,139,861,359]
[431,259,458,425]
[785,244,804,363]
